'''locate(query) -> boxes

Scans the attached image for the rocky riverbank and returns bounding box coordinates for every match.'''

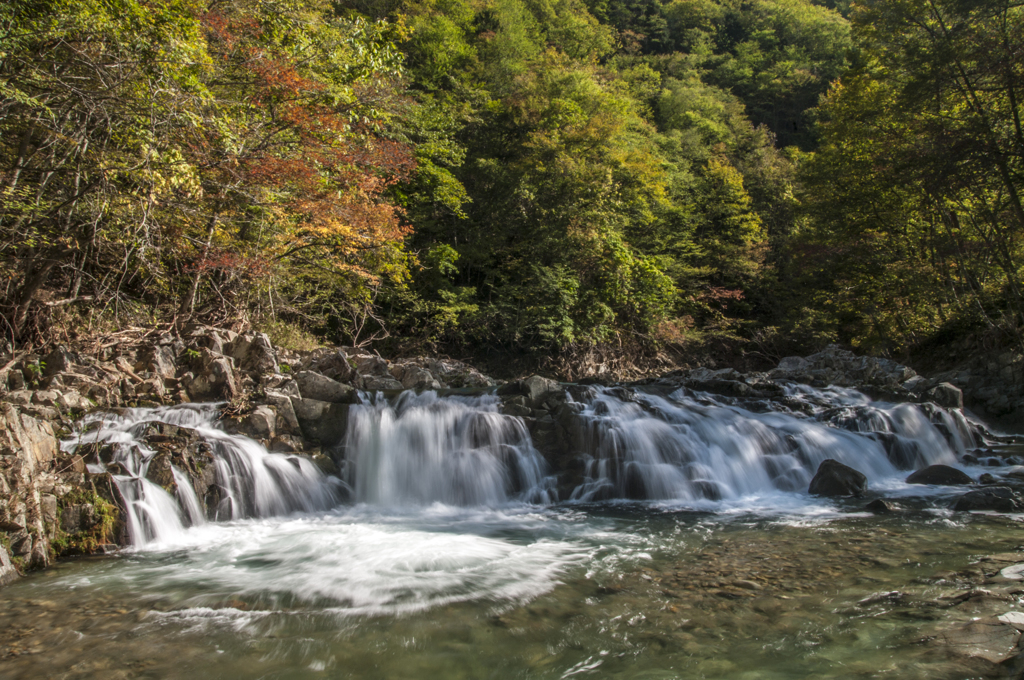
[0,329,1017,584]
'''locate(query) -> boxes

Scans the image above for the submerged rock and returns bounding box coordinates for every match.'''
[953,486,1024,512]
[865,498,903,513]
[808,459,867,497]
[906,464,974,486]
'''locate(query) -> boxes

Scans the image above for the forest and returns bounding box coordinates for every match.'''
[1,0,1022,370]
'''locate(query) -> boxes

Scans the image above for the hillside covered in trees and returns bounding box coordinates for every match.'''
[1,0,1021,371]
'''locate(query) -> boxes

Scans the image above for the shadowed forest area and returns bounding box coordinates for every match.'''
[1,0,1022,373]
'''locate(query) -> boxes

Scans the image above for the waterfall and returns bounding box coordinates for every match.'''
[343,391,557,506]
[566,385,981,502]
[64,404,343,545]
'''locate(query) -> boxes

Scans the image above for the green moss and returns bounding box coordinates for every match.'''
[51,488,120,557]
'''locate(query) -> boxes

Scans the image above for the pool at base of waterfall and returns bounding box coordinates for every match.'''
[3,503,1024,679]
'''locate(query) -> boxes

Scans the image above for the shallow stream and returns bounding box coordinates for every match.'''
[2,386,1024,679]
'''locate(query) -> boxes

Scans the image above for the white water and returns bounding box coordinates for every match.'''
[344,391,557,506]
[567,385,979,502]
[62,384,988,550]
[64,404,342,545]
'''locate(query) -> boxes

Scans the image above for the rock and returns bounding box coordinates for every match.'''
[183,348,237,401]
[906,464,974,486]
[4,390,32,406]
[144,452,176,490]
[60,503,98,534]
[521,375,562,409]
[808,459,867,497]
[925,382,964,409]
[42,346,76,377]
[138,345,177,379]
[56,390,92,414]
[350,353,391,377]
[979,473,997,484]
[269,435,305,453]
[294,371,356,404]
[934,619,1021,664]
[954,486,1024,512]
[242,405,276,439]
[226,332,278,374]
[865,498,903,513]
[362,376,403,391]
[32,390,61,406]
[290,397,349,446]
[303,349,355,383]
[776,356,810,373]
[0,543,17,587]
[265,390,300,435]
[396,365,442,391]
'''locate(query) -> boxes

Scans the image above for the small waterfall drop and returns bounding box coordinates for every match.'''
[65,404,343,545]
[343,391,556,506]
[567,385,981,502]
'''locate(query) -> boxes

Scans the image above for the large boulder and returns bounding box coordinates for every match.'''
[954,487,1024,512]
[808,459,867,497]
[294,371,356,404]
[906,464,973,486]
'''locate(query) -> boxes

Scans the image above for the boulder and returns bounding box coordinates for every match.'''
[265,391,301,435]
[363,376,403,391]
[521,375,562,409]
[906,464,973,486]
[183,348,237,401]
[0,544,18,586]
[294,371,357,404]
[144,452,177,491]
[395,365,442,391]
[138,345,177,379]
[954,486,1024,512]
[808,459,867,497]
[303,349,355,383]
[925,382,964,410]
[242,405,276,439]
[42,346,76,377]
[865,498,903,513]
[227,333,278,374]
[290,397,349,446]
[350,353,391,377]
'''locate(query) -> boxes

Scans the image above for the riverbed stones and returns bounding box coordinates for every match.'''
[906,464,974,486]
[808,459,867,497]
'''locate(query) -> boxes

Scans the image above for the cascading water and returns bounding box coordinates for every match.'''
[343,391,556,506]
[63,404,343,545]
[566,384,984,502]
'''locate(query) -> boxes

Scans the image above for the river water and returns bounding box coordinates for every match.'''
[1,386,1023,679]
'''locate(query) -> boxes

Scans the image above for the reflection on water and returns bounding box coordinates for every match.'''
[2,504,1024,679]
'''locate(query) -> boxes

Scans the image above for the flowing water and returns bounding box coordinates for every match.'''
[1,386,1023,679]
